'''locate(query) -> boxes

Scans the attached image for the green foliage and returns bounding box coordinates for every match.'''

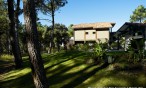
[79,43,108,64]
[110,42,117,48]
[74,42,109,64]
[67,24,74,37]
[130,5,146,23]
[91,43,108,59]
[38,0,68,15]
[0,0,9,54]
[76,44,86,51]
[94,43,105,57]
[127,39,145,63]
[43,23,69,52]
[37,22,47,43]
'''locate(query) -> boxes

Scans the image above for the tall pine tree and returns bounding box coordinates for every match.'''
[7,0,23,69]
[130,5,146,23]
[23,0,48,87]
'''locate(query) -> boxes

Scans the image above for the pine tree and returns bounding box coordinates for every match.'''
[130,5,146,23]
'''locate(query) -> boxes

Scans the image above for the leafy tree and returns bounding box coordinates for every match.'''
[37,22,48,52]
[23,0,48,87]
[43,27,52,53]
[39,0,68,53]
[7,0,23,68]
[62,30,69,51]
[0,0,9,54]
[17,23,26,54]
[54,23,68,51]
[67,24,74,37]
[130,5,146,23]
[46,23,68,52]
[0,0,8,33]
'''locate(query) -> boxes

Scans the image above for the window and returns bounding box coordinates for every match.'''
[93,32,96,34]
[86,32,88,34]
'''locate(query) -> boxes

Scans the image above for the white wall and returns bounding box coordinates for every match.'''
[97,30,109,39]
[96,30,109,43]
[85,30,96,40]
[74,29,110,43]
[74,30,84,41]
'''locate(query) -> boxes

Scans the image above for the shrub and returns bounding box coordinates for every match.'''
[127,39,145,63]
[90,43,108,64]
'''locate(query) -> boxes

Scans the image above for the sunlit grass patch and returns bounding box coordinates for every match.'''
[76,66,146,87]
[0,54,13,61]
[63,64,87,74]
[0,68,31,82]
[94,77,130,87]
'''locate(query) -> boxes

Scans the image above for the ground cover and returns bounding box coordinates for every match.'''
[0,50,146,88]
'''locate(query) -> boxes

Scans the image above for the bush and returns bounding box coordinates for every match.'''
[90,43,108,64]
[127,39,145,62]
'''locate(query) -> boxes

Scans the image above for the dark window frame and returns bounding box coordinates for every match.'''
[93,32,96,34]
[86,32,88,34]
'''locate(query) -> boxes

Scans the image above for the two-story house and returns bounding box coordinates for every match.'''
[72,22,115,44]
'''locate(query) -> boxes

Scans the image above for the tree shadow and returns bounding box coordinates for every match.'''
[45,51,85,70]
[60,63,109,88]
[45,58,74,70]
[0,72,34,88]
[0,51,110,88]
[77,66,146,87]
[0,60,15,74]
[0,51,87,88]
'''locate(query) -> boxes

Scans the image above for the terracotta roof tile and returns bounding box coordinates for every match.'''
[72,22,115,29]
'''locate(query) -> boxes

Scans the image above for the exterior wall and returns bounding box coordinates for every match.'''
[96,30,109,43]
[74,29,110,43]
[85,30,96,40]
[74,30,85,41]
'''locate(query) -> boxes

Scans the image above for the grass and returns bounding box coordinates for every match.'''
[0,50,146,88]
[0,54,15,74]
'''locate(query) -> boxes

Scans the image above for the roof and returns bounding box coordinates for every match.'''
[72,22,115,29]
[116,22,146,35]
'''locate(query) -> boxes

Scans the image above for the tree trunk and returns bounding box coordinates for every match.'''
[0,38,2,55]
[50,0,55,54]
[14,0,23,66]
[49,42,52,54]
[57,42,60,52]
[6,30,11,54]
[7,0,23,69]
[23,0,48,88]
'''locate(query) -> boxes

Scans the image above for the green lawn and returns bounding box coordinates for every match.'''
[0,50,146,88]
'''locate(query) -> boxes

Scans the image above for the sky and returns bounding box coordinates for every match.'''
[19,0,146,32]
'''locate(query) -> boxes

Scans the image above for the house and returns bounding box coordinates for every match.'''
[72,22,115,44]
[115,22,146,50]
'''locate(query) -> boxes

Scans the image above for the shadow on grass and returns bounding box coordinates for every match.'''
[0,50,109,88]
[45,50,85,70]
[0,50,87,88]
[0,60,15,74]
[76,66,146,87]
[60,63,109,88]
[44,50,85,61]
[0,72,34,88]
